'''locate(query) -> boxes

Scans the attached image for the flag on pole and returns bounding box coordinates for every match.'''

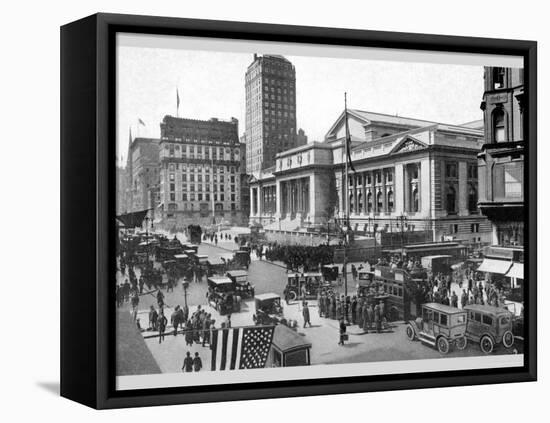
[210,325,275,371]
[176,88,180,110]
[344,102,356,173]
[138,118,146,127]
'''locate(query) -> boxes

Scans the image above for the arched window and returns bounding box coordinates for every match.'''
[412,188,419,212]
[367,192,373,213]
[387,190,394,212]
[349,193,354,213]
[468,185,478,213]
[358,192,363,213]
[446,186,456,214]
[493,109,506,142]
[377,191,383,212]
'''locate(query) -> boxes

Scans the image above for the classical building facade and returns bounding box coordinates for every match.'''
[158,116,245,228]
[125,137,160,216]
[244,54,305,173]
[478,67,525,246]
[249,110,492,246]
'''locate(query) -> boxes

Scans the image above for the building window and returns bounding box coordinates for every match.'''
[182,193,187,201]
[387,190,394,212]
[376,191,383,212]
[493,67,505,89]
[170,193,175,201]
[198,193,203,201]
[504,163,523,197]
[367,192,373,213]
[468,164,478,179]
[446,185,457,214]
[450,224,459,234]
[169,183,175,192]
[445,162,458,178]
[468,185,478,213]
[169,173,175,181]
[493,109,506,142]
[471,223,480,233]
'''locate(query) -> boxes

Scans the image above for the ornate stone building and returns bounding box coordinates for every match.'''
[158,116,245,228]
[478,67,525,246]
[249,110,492,246]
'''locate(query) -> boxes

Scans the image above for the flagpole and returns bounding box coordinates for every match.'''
[343,93,350,312]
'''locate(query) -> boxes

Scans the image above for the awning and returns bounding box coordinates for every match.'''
[505,262,524,279]
[477,259,512,275]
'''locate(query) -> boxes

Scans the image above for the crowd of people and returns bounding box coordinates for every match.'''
[317,291,390,335]
[262,243,334,271]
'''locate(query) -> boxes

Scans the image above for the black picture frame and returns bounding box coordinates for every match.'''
[60,12,537,409]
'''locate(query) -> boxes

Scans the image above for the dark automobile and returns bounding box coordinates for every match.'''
[254,293,297,329]
[226,270,255,299]
[207,277,241,315]
[285,272,330,302]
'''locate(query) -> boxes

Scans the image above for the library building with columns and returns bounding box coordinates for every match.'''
[249,109,492,246]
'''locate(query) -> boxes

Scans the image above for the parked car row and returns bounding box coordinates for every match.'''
[406,302,516,354]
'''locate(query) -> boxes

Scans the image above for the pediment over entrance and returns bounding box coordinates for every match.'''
[390,136,428,154]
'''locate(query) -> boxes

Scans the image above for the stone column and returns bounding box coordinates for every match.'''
[372,171,377,214]
[458,161,468,216]
[276,180,282,218]
[382,169,387,214]
[394,164,404,214]
[403,165,410,213]
[257,186,262,217]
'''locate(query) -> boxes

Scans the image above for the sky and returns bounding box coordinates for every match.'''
[116,42,487,166]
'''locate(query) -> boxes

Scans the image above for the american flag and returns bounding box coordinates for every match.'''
[210,325,275,371]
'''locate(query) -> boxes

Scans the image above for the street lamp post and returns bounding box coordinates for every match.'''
[398,213,407,260]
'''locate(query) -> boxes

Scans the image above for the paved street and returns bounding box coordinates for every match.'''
[117,237,517,375]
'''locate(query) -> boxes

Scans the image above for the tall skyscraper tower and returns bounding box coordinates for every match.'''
[244,54,301,173]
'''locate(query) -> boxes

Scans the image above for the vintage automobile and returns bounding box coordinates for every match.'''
[285,272,330,302]
[226,270,255,299]
[254,293,284,325]
[463,304,515,354]
[233,249,251,269]
[406,303,468,354]
[321,265,339,283]
[266,324,311,367]
[207,276,241,315]
[254,293,298,329]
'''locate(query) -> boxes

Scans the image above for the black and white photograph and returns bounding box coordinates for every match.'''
[114,33,528,391]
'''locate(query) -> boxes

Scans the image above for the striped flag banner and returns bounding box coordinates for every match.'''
[210,325,275,371]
